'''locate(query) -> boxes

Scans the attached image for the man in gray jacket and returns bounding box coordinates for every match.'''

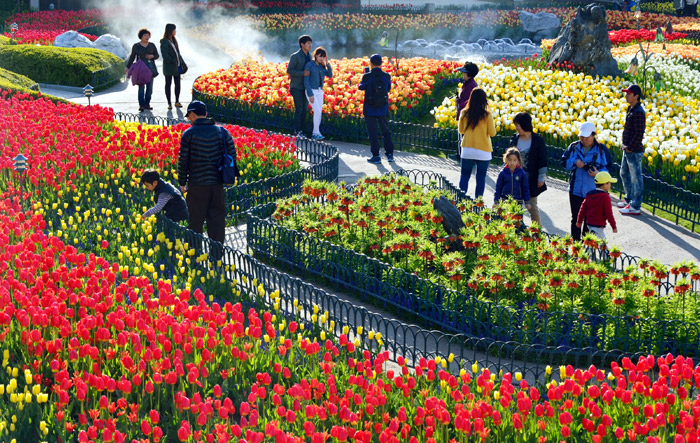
[286,35,312,136]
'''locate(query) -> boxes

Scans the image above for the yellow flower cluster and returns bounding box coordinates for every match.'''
[431,64,700,176]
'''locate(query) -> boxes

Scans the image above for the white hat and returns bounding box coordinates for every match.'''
[578,122,596,137]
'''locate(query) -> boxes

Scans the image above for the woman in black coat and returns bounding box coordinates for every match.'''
[509,112,548,225]
[160,23,184,110]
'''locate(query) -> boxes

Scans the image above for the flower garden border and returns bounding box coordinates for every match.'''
[246,168,700,359]
[113,112,339,221]
[192,89,700,231]
[155,214,651,386]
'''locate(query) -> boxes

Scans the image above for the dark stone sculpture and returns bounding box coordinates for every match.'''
[433,196,465,236]
[548,4,621,78]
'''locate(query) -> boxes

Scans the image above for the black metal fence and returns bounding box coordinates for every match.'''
[193,89,700,231]
[157,214,656,385]
[247,169,700,358]
[113,112,340,220]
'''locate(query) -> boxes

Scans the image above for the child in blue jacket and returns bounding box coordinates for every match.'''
[494,147,531,210]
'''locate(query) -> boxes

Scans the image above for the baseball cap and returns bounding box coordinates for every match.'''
[578,122,596,137]
[456,62,479,77]
[622,84,642,96]
[369,54,382,65]
[594,171,618,184]
[186,100,207,117]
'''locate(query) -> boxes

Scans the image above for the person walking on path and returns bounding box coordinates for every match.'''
[451,61,479,161]
[178,100,236,246]
[360,54,395,164]
[618,84,646,216]
[493,147,531,210]
[562,122,614,241]
[160,23,186,110]
[126,28,159,112]
[287,35,313,137]
[458,88,496,199]
[304,47,333,141]
[576,171,618,240]
[509,112,548,225]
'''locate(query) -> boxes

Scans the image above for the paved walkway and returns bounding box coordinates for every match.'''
[42,56,700,266]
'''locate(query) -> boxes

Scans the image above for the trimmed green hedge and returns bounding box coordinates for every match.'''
[0,35,10,45]
[0,66,67,103]
[0,45,124,90]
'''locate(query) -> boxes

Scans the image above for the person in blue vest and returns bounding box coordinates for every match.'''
[359,54,395,164]
[561,122,614,241]
[141,169,189,222]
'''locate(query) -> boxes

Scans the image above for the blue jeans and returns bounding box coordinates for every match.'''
[138,79,153,108]
[620,150,644,210]
[459,158,489,198]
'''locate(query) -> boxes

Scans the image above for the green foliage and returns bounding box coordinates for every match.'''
[0,35,10,45]
[0,45,124,90]
[0,65,36,90]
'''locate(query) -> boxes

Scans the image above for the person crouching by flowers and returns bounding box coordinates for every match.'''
[458,88,495,199]
[561,122,614,241]
[509,112,547,225]
[304,47,333,141]
[494,147,531,211]
[140,169,188,223]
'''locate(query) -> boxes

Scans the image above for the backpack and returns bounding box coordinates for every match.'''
[366,71,388,108]
[218,126,239,185]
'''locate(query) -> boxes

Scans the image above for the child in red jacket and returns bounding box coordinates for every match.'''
[576,171,618,239]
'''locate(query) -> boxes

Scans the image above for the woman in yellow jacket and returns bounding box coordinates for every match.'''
[458,88,496,198]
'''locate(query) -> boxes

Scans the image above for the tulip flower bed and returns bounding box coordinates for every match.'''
[3,10,103,45]
[541,29,688,50]
[194,57,461,122]
[6,185,700,443]
[268,175,700,328]
[430,63,700,192]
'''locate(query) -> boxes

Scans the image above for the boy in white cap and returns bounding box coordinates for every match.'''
[576,171,618,239]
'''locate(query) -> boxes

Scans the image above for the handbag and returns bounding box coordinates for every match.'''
[178,57,188,75]
[137,44,158,78]
[219,126,239,185]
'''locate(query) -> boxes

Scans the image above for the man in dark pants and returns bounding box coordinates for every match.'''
[286,35,312,137]
[178,100,236,259]
[359,54,395,164]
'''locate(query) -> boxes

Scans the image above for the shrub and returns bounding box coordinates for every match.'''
[0,35,10,45]
[0,45,124,90]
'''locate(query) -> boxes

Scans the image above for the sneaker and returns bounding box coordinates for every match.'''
[619,206,641,215]
[139,107,145,112]
[367,156,382,164]
[617,201,628,208]
[311,134,325,141]
[168,104,173,110]
[386,154,394,162]
[146,106,153,110]
[174,102,183,108]
[295,131,306,138]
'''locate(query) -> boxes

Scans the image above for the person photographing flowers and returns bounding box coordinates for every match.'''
[304,47,333,141]
[561,122,614,241]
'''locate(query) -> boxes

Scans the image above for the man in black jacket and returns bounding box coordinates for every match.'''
[178,100,236,245]
[286,35,313,136]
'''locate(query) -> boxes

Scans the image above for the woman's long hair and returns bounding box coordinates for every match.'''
[163,23,178,48]
[464,88,489,131]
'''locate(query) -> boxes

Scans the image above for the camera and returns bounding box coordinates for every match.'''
[584,162,601,173]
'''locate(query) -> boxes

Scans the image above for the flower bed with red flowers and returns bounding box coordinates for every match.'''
[3,91,700,442]
[3,10,102,45]
[194,57,461,122]
[257,175,700,354]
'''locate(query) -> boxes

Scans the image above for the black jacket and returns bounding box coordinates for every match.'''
[178,118,236,186]
[509,133,548,198]
[154,180,189,222]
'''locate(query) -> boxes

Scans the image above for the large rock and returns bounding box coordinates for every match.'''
[548,4,621,78]
[53,31,95,49]
[433,196,465,237]
[519,11,561,33]
[95,34,127,59]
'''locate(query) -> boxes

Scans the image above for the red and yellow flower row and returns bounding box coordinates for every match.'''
[194,57,460,118]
